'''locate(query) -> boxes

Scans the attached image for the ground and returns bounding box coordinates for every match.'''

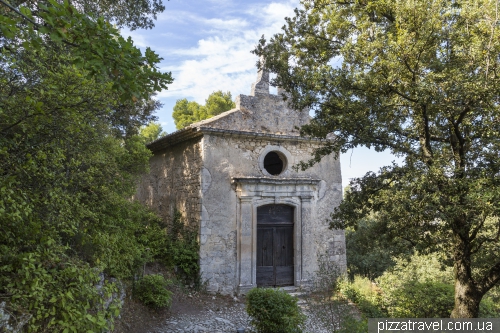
[113,284,336,333]
[112,285,243,333]
[112,264,333,332]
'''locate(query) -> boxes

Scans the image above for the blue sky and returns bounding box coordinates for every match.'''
[121,0,401,187]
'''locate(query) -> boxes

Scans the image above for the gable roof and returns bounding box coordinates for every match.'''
[147,68,312,152]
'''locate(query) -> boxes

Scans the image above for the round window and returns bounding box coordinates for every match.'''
[263,151,287,175]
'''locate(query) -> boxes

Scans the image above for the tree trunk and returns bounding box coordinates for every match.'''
[451,278,482,318]
[451,238,483,318]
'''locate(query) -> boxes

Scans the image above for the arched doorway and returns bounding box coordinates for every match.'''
[256,204,294,287]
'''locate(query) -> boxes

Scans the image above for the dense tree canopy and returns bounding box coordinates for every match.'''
[255,0,500,318]
[172,90,235,129]
[0,0,172,101]
[0,0,171,331]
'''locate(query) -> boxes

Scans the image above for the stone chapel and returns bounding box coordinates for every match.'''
[135,67,347,295]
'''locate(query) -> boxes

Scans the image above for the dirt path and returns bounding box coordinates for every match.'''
[113,287,331,333]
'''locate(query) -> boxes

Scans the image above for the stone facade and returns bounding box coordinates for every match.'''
[136,67,347,295]
[135,137,203,228]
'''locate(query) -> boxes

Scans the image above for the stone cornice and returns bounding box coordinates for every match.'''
[147,125,329,153]
[198,127,325,143]
[232,177,321,185]
[232,177,321,199]
[146,127,202,152]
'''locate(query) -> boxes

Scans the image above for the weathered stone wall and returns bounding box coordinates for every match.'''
[193,94,309,136]
[135,137,203,228]
[199,132,345,294]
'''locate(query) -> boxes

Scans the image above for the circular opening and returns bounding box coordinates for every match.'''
[263,151,286,175]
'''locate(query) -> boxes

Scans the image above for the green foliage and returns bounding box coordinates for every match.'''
[479,296,500,318]
[246,288,305,333]
[0,1,172,102]
[345,215,413,280]
[387,280,454,318]
[205,90,236,118]
[337,317,368,333]
[376,253,454,318]
[172,91,235,129]
[305,255,368,333]
[140,121,167,143]
[341,254,500,320]
[340,277,387,319]
[164,211,200,285]
[134,274,173,310]
[255,0,500,317]
[0,0,172,330]
[172,99,205,129]
[2,249,119,332]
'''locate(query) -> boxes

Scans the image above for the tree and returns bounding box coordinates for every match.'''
[346,214,414,280]
[254,0,500,318]
[172,90,235,129]
[140,121,167,143]
[172,99,206,129]
[0,0,173,101]
[0,0,172,330]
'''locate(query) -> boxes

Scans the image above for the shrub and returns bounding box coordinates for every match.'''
[246,288,305,333]
[160,210,200,285]
[305,255,369,332]
[339,277,387,318]
[376,253,454,318]
[387,280,454,317]
[134,274,173,309]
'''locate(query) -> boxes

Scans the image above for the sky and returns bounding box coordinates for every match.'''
[121,0,401,188]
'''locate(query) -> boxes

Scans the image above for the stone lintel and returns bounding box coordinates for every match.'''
[233,177,321,185]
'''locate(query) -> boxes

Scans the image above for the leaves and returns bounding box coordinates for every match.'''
[0,0,173,330]
[0,1,173,101]
[255,0,500,317]
[172,90,235,129]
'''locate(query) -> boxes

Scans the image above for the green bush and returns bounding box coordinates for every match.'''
[155,210,200,285]
[376,253,454,318]
[339,277,387,318]
[134,274,173,309]
[387,280,454,317]
[338,317,368,333]
[246,288,305,333]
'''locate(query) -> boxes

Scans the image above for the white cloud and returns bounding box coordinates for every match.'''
[119,28,149,48]
[157,0,299,103]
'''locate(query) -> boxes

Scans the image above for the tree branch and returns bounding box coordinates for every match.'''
[478,259,500,294]
[0,0,37,25]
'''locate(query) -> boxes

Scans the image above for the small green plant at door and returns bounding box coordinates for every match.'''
[246,287,305,333]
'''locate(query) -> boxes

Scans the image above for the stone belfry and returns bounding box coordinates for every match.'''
[135,62,346,294]
[251,57,270,95]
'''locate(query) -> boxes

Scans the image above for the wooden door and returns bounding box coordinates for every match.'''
[256,205,294,287]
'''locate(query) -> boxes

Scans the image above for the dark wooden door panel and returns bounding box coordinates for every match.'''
[274,226,293,267]
[275,266,294,286]
[256,267,275,286]
[257,227,274,266]
[256,205,294,287]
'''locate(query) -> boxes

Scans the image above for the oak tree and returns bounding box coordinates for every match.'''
[254,0,500,318]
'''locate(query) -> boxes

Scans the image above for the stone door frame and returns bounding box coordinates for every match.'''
[232,177,320,295]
